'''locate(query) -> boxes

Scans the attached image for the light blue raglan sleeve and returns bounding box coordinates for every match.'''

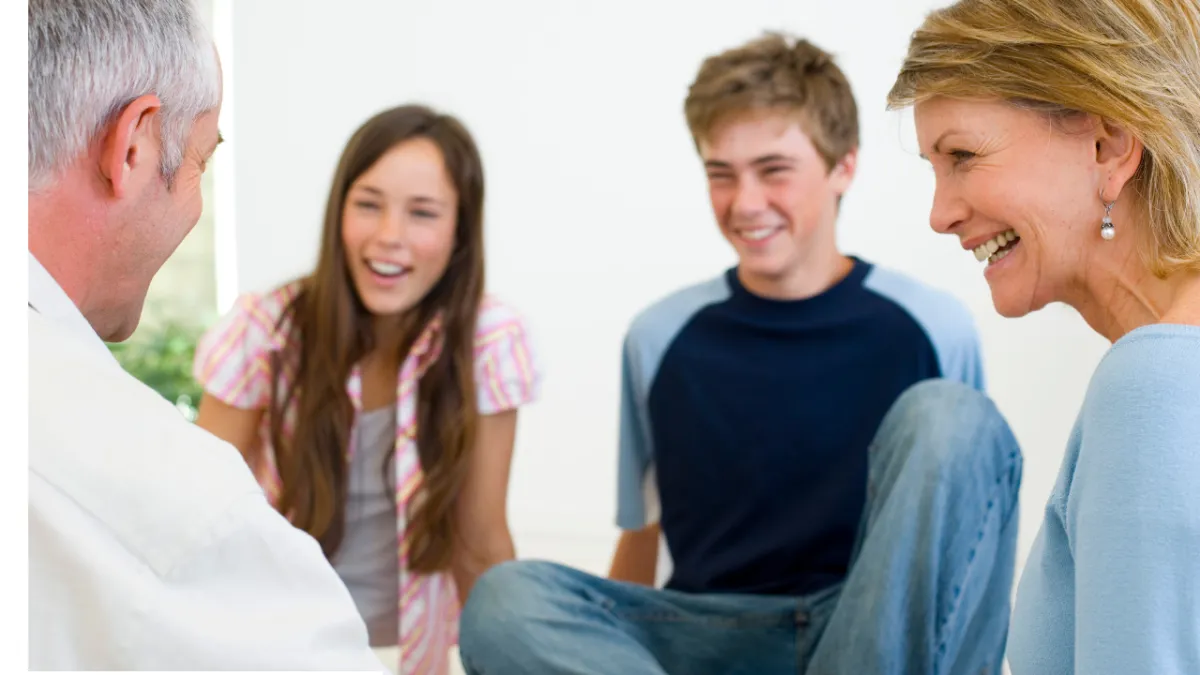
[863,266,986,391]
[612,275,732,531]
[944,309,986,392]
[615,331,657,530]
[1067,338,1200,674]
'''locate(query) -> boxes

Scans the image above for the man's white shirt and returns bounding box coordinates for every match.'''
[28,252,386,671]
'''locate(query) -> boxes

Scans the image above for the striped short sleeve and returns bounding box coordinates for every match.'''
[193,292,281,410]
[473,298,542,416]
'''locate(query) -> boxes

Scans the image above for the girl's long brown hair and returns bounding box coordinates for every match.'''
[269,105,485,573]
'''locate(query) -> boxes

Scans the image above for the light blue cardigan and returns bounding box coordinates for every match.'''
[1009,323,1200,674]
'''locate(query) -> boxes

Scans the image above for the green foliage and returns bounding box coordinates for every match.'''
[107,320,205,421]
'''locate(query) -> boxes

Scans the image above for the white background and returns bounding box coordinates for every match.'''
[220,0,1111,584]
[6,0,27,672]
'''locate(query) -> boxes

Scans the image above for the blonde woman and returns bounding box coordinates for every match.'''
[889,1,1200,673]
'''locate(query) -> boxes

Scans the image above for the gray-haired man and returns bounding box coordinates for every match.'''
[28,1,385,669]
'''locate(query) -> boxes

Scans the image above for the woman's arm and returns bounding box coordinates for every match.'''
[1069,345,1200,674]
[451,409,519,601]
[195,393,266,465]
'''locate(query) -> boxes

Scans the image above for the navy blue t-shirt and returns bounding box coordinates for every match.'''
[615,258,984,596]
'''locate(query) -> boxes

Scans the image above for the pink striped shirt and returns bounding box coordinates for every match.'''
[192,282,541,675]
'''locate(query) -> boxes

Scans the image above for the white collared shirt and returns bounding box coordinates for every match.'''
[28,252,386,671]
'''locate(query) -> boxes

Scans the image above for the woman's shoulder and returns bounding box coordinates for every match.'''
[196,281,305,365]
[220,281,304,341]
[235,281,304,325]
[474,294,532,339]
[1078,323,1200,464]
[193,281,306,406]
[469,294,542,411]
[1089,323,1200,403]
[1062,324,1200,553]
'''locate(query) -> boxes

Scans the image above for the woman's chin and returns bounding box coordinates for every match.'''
[989,285,1036,319]
[356,290,416,319]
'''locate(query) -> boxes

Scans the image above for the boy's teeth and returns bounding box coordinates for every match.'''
[742,228,777,241]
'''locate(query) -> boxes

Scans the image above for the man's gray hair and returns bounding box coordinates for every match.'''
[28,0,220,191]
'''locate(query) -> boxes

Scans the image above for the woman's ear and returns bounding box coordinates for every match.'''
[1095,117,1144,200]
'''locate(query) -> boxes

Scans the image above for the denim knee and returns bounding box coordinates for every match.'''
[889,379,999,431]
[459,560,562,657]
[462,560,547,622]
[878,379,1022,487]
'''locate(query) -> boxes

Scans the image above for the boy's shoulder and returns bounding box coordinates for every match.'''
[861,262,980,344]
[625,271,733,353]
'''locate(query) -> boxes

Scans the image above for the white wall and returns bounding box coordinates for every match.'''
[221,0,1111,581]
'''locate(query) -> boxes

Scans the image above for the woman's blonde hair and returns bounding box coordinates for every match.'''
[888,0,1200,276]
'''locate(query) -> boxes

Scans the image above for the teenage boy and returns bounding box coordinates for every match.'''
[458,33,1022,675]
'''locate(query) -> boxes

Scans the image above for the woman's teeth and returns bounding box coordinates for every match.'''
[973,230,1019,265]
[367,259,405,277]
[988,246,1016,265]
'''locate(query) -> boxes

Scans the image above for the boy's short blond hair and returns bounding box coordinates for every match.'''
[685,32,860,170]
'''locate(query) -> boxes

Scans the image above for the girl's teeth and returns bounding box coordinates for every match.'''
[368,260,404,275]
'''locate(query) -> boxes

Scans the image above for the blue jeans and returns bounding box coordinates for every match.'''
[459,379,1023,674]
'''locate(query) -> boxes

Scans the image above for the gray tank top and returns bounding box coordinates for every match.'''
[331,406,400,647]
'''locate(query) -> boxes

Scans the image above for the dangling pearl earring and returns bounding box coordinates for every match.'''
[1101,198,1117,240]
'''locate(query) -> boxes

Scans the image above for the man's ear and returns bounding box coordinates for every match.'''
[1095,117,1143,202]
[98,94,162,199]
[830,146,858,195]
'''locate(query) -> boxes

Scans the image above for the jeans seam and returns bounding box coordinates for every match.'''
[614,610,796,629]
[932,433,1020,675]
